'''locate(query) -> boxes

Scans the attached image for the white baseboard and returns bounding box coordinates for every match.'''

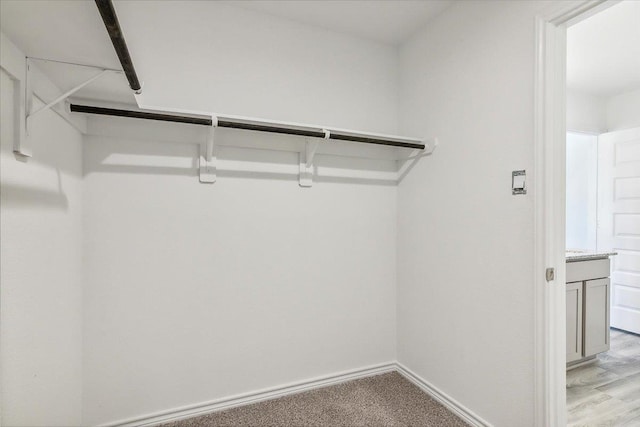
[101,362,396,427]
[102,362,492,427]
[566,355,597,371]
[394,363,492,427]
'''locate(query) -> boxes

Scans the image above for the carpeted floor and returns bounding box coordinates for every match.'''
[161,372,468,426]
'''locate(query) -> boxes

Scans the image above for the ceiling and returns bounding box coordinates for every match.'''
[224,1,452,45]
[567,0,640,98]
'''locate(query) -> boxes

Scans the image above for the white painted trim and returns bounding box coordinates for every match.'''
[534,15,567,427]
[0,32,28,158]
[100,362,396,427]
[101,361,496,427]
[533,2,617,426]
[566,355,598,371]
[395,363,491,427]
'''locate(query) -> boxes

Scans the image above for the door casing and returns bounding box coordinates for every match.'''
[533,1,619,426]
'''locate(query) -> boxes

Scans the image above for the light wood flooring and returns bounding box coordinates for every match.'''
[567,328,640,426]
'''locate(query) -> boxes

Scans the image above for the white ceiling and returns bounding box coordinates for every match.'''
[224,1,453,45]
[567,0,640,98]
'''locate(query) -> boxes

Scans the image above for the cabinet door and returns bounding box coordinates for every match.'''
[584,278,610,357]
[566,282,583,363]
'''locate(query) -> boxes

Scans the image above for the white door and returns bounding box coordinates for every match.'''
[597,127,640,334]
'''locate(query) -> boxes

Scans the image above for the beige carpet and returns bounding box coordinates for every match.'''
[161,372,468,426]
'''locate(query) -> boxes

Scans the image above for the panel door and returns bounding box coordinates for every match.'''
[566,282,583,363]
[597,127,640,334]
[584,278,610,357]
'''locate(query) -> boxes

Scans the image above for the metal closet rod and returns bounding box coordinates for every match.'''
[95,0,141,93]
[69,104,426,150]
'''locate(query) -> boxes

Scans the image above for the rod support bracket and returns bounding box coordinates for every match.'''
[199,116,217,183]
[299,132,326,188]
[18,59,34,157]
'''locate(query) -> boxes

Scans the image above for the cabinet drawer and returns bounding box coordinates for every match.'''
[566,259,610,283]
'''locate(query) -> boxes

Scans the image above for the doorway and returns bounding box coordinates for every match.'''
[535,1,640,425]
[564,2,640,424]
[565,127,640,427]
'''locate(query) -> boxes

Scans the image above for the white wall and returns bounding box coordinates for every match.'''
[567,88,640,134]
[81,119,397,425]
[8,1,617,425]
[397,1,543,425]
[0,38,83,426]
[567,90,606,134]
[77,6,402,423]
[115,0,400,134]
[606,88,640,131]
[565,87,639,252]
[566,132,598,251]
[1,4,403,423]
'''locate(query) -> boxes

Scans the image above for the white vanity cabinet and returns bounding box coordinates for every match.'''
[566,257,611,366]
[566,281,583,363]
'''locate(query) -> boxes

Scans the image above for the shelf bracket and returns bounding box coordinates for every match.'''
[14,58,32,158]
[0,36,30,159]
[397,137,438,184]
[299,129,327,187]
[25,67,112,136]
[25,59,34,138]
[199,116,217,183]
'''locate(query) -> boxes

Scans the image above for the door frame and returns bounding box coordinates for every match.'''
[533,1,619,426]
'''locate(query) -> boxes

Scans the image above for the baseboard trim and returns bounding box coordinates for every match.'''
[102,362,492,427]
[566,355,597,371]
[101,362,396,427]
[394,363,492,427]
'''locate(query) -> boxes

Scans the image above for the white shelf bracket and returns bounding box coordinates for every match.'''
[397,137,439,184]
[299,142,313,187]
[14,58,32,158]
[25,68,112,136]
[25,59,34,137]
[199,116,217,183]
[299,129,327,187]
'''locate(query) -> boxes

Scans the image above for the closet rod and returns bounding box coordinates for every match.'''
[95,0,141,94]
[70,104,211,125]
[69,104,426,150]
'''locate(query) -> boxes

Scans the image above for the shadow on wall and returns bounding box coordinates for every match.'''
[83,134,406,186]
[1,166,69,211]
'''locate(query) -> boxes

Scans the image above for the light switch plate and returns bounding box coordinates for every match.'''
[512,170,526,195]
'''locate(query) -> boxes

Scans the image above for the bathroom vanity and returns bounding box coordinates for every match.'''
[566,251,617,368]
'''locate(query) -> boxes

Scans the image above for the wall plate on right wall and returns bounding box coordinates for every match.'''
[512,170,526,195]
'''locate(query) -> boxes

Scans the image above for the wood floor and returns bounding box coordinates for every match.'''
[567,328,640,426]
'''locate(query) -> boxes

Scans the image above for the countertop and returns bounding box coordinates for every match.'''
[566,250,618,262]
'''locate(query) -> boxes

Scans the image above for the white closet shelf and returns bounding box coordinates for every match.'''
[69,103,432,150]
[70,102,437,186]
